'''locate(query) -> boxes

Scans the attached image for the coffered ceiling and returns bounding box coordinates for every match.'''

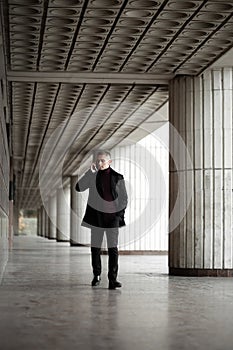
[1,0,233,209]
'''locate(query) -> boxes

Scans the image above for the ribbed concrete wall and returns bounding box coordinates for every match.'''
[169,69,233,273]
[56,186,70,242]
[0,59,10,282]
[111,128,169,251]
[70,176,89,246]
[48,194,57,239]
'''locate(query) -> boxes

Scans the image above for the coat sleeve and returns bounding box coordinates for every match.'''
[116,175,128,215]
[75,169,93,192]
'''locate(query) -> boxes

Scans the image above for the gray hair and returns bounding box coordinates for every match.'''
[95,149,111,159]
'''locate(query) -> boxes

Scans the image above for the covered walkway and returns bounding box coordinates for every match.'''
[1,236,233,350]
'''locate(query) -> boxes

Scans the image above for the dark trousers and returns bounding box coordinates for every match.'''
[91,227,119,281]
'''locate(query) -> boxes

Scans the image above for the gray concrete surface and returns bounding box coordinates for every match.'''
[0,236,233,350]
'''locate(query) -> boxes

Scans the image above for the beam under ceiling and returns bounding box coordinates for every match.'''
[7,71,173,85]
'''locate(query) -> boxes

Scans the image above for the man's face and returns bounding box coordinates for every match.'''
[96,154,112,170]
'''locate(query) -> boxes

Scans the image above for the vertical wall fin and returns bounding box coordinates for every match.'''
[169,69,233,276]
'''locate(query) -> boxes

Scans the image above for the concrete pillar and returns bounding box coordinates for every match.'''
[44,200,49,238]
[41,206,46,238]
[37,208,40,236]
[70,176,89,246]
[56,186,70,242]
[169,69,233,276]
[13,205,19,236]
[38,207,43,237]
[70,176,80,246]
[48,194,57,240]
[8,157,14,249]
[37,208,39,236]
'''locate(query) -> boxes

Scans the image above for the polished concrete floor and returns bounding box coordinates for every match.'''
[1,236,233,350]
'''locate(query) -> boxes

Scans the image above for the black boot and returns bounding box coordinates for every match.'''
[108,247,120,289]
[108,280,122,290]
[91,275,101,287]
[91,247,102,277]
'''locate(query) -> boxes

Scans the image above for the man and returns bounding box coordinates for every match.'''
[75,150,128,289]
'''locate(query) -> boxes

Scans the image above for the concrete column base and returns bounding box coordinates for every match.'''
[57,239,69,243]
[70,239,86,247]
[169,268,233,277]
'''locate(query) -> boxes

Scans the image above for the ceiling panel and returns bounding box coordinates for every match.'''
[1,0,233,208]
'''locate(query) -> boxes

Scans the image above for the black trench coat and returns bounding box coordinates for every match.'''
[75,167,128,228]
